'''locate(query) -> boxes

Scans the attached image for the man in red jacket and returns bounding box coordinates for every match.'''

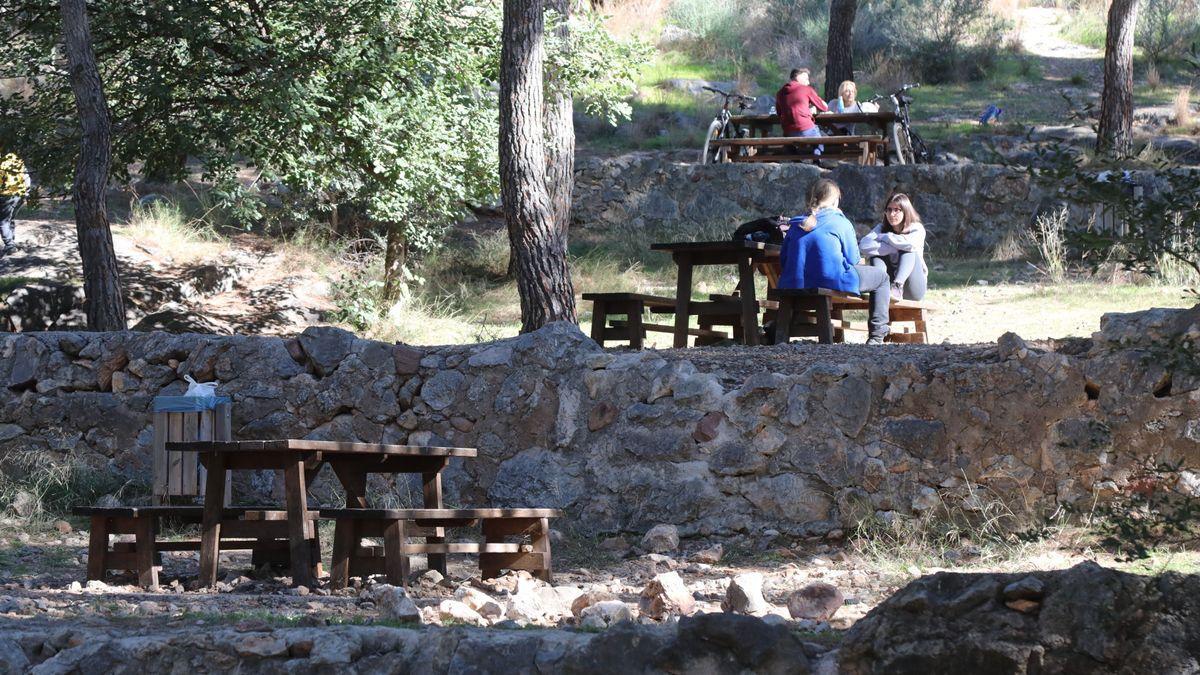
[775,68,829,155]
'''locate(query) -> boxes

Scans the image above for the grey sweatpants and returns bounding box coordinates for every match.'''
[869,251,927,301]
[854,264,890,340]
[0,195,19,250]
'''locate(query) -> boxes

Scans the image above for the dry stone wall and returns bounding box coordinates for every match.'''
[1,305,1198,540]
[571,155,1104,254]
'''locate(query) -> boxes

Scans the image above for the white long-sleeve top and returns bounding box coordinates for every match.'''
[859,222,928,273]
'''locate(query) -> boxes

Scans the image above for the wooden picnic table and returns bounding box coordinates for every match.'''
[167,439,477,588]
[730,111,897,137]
[650,240,781,348]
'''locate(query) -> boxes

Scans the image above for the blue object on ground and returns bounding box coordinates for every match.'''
[979,105,1003,125]
[152,395,232,413]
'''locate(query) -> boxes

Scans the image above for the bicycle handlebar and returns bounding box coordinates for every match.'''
[702,85,755,102]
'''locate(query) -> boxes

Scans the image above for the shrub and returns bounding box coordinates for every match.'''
[867,0,1009,84]
[1084,461,1200,560]
[0,452,142,520]
[1137,0,1200,66]
[1028,207,1070,283]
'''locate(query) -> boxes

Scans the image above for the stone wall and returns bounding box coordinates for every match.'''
[1,305,1198,539]
[572,155,1055,254]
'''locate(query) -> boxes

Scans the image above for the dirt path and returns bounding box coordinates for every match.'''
[1015,6,1103,83]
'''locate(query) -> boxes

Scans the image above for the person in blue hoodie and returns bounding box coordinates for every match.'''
[779,178,891,344]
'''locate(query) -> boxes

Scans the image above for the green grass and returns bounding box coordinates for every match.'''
[0,276,36,295]
[1059,13,1106,50]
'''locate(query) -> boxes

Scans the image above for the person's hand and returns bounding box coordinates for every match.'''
[800,214,818,231]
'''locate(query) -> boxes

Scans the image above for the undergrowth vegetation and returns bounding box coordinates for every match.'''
[0,452,143,522]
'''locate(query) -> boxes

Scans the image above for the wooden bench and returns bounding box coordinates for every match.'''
[830,296,931,343]
[323,508,561,589]
[648,293,777,344]
[584,292,730,347]
[708,135,887,165]
[768,288,862,344]
[73,506,319,590]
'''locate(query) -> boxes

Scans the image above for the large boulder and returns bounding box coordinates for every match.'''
[838,561,1200,674]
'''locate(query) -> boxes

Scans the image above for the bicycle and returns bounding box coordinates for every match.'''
[699,86,756,165]
[868,83,932,165]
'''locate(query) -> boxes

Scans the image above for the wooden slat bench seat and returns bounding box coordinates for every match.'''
[322,508,562,589]
[73,505,319,590]
[583,292,678,348]
[708,135,887,165]
[829,296,931,343]
[768,288,862,344]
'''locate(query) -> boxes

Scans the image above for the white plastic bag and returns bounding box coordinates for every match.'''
[184,374,218,399]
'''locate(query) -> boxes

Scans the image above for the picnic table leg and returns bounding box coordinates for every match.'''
[627,301,644,350]
[817,296,835,344]
[135,515,159,591]
[672,253,693,348]
[589,300,607,346]
[422,470,448,575]
[283,458,316,588]
[198,452,226,587]
[773,298,793,345]
[333,464,369,509]
[737,257,761,346]
[86,515,109,581]
[329,518,355,590]
[532,517,552,583]
[382,519,410,587]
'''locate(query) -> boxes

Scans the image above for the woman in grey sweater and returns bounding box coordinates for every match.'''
[858,193,928,302]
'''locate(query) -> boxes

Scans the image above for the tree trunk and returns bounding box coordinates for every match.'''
[824,0,857,102]
[543,0,575,241]
[500,0,577,333]
[1097,0,1140,156]
[60,0,127,331]
[382,227,408,304]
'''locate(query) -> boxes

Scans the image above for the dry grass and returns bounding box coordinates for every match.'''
[113,200,225,265]
[1173,87,1193,128]
[1146,64,1162,91]
[603,0,671,39]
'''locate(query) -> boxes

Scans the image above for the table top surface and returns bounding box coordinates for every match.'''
[650,240,781,254]
[167,439,478,458]
[730,111,897,124]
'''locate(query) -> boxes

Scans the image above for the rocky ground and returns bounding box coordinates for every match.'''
[1,517,1196,668]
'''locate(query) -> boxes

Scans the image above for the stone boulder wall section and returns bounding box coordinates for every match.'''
[0,613,813,673]
[838,561,1200,674]
[573,155,1064,254]
[0,305,1197,539]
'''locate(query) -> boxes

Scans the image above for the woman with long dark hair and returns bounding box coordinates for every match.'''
[859,193,928,302]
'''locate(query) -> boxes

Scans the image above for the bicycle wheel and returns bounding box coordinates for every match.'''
[700,119,729,165]
[909,129,932,163]
[891,123,914,165]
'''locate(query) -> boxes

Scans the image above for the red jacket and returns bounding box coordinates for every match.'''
[775,81,828,134]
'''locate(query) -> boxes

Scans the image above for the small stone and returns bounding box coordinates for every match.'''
[571,590,618,618]
[365,584,421,623]
[234,634,290,658]
[638,571,696,620]
[66,582,82,593]
[588,402,619,431]
[289,586,310,596]
[693,412,724,442]
[135,601,159,615]
[599,536,630,554]
[455,586,504,619]
[1006,598,1040,613]
[85,580,109,591]
[8,491,36,518]
[580,600,634,629]
[722,573,769,616]
[787,583,845,621]
[439,599,487,626]
[420,569,445,586]
[641,524,680,553]
[1002,576,1044,602]
[449,417,474,432]
[53,520,72,534]
[691,544,724,565]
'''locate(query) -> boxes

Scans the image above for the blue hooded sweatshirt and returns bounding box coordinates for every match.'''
[778,208,860,293]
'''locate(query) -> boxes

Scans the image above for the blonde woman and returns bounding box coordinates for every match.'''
[858,193,928,302]
[824,80,863,135]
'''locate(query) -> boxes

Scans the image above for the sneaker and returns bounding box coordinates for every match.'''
[889,283,903,302]
[866,334,887,346]
[0,245,14,258]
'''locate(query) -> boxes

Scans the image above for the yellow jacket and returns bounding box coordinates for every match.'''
[0,154,30,197]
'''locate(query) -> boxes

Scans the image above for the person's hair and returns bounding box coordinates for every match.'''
[839,80,856,97]
[789,68,810,80]
[807,179,841,211]
[881,193,922,234]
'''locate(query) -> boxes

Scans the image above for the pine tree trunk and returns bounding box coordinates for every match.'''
[500,0,577,334]
[60,0,127,331]
[543,0,575,241]
[1097,0,1140,156]
[824,0,857,102]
